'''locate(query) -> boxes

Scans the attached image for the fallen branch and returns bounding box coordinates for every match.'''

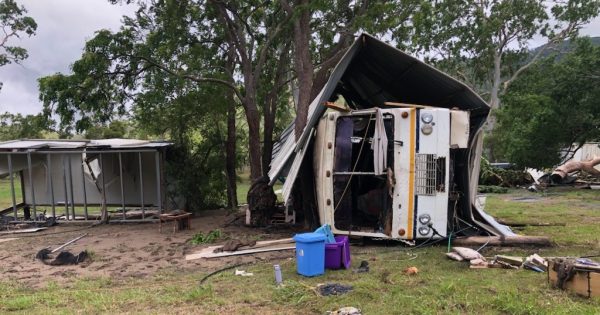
[551,156,600,184]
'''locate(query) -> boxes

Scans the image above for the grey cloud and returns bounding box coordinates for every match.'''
[0,0,136,115]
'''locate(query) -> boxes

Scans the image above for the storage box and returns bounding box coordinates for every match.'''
[293,232,326,277]
[548,260,600,298]
[325,236,351,270]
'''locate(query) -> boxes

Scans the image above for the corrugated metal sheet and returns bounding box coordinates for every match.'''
[0,139,171,151]
[270,33,489,183]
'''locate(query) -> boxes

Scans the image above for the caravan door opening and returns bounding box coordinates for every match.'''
[314,107,455,240]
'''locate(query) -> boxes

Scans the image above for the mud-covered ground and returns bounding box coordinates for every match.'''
[0,209,297,288]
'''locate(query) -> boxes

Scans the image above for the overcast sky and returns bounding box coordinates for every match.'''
[0,1,599,116]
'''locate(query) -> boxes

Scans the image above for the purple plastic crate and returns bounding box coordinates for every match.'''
[325,236,351,270]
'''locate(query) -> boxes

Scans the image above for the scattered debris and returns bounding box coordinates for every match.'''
[328,306,362,315]
[0,227,47,234]
[234,269,254,276]
[403,266,419,275]
[36,249,89,265]
[199,262,253,285]
[451,247,484,261]
[317,283,353,296]
[355,260,369,273]
[159,211,192,233]
[522,253,547,272]
[215,239,257,252]
[551,156,600,184]
[185,238,295,260]
[50,234,88,254]
[445,252,464,261]
[34,234,89,266]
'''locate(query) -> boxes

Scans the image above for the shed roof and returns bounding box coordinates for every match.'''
[0,138,171,151]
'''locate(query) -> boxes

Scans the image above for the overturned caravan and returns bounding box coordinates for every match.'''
[270,34,514,241]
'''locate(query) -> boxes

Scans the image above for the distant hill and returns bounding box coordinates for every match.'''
[529,36,600,59]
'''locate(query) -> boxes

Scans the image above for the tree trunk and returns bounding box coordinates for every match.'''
[551,156,600,184]
[453,236,553,247]
[287,0,314,140]
[245,105,262,182]
[225,99,238,209]
[262,103,275,178]
[488,53,502,121]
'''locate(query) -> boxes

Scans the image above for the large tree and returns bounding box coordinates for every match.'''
[40,0,419,187]
[494,37,600,169]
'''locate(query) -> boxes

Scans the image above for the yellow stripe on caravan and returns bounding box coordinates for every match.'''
[407,108,416,239]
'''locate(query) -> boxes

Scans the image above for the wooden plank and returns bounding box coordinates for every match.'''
[0,227,47,234]
[185,238,294,261]
[186,245,295,260]
[383,102,431,109]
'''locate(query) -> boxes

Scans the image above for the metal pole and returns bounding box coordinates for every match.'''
[62,155,69,220]
[81,155,88,220]
[47,154,56,218]
[138,152,145,219]
[27,152,36,219]
[100,154,107,220]
[8,154,17,219]
[67,154,76,220]
[155,151,162,214]
[119,152,125,220]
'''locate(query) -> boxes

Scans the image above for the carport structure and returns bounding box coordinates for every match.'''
[0,139,170,223]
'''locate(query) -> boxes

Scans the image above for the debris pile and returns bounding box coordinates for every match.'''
[317,283,353,296]
[446,247,549,271]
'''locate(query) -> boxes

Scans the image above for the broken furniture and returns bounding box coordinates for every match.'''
[549,259,600,298]
[159,211,192,233]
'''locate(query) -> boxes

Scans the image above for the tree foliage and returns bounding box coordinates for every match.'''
[494,38,600,168]
[0,112,52,140]
[409,0,600,109]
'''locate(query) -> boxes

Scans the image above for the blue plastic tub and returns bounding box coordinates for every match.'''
[293,232,327,277]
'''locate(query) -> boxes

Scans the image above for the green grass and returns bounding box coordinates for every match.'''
[0,177,22,210]
[236,171,283,204]
[1,188,600,313]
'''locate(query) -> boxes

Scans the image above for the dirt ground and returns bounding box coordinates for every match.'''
[0,209,298,288]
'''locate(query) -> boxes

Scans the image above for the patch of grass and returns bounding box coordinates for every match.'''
[237,171,283,204]
[0,177,22,210]
[189,229,223,244]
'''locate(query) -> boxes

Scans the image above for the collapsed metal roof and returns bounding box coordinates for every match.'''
[270,33,489,182]
[269,34,514,238]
